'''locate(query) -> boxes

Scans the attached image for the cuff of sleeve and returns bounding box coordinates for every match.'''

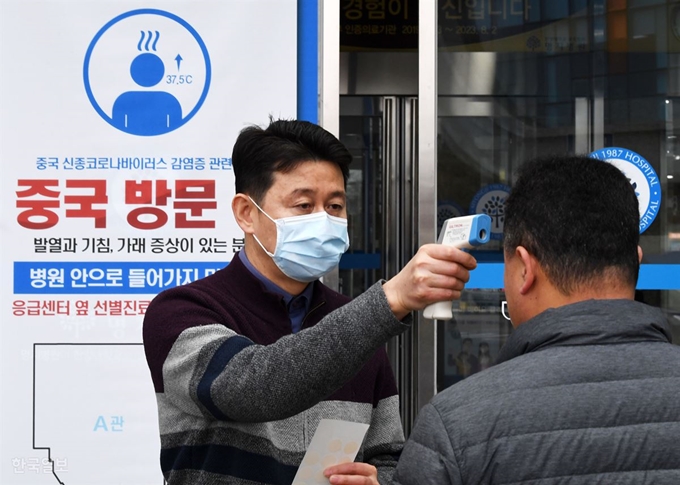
[374,280,413,327]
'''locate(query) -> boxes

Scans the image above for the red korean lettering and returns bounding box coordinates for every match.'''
[16,179,60,230]
[125,180,171,230]
[173,180,217,229]
[64,179,108,228]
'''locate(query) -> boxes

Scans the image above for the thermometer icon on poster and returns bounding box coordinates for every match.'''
[423,214,492,321]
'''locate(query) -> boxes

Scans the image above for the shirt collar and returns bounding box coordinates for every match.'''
[237,250,314,312]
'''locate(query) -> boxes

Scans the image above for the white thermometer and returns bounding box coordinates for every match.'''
[423,214,492,320]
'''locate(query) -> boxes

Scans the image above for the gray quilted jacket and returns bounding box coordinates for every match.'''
[393,299,680,485]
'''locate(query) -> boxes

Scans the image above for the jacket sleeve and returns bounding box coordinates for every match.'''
[362,352,405,484]
[143,281,410,423]
[392,403,463,485]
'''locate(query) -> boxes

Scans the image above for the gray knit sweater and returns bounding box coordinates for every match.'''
[143,255,410,484]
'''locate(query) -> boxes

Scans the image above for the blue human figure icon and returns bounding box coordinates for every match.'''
[112,53,182,135]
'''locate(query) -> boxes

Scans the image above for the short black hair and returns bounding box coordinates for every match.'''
[503,155,640,294]
[231,119,352,202]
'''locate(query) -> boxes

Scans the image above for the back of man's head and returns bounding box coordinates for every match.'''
[231,119,351,203]
[503,155,640,295]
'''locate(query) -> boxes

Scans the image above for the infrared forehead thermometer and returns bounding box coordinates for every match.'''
[423,214,491,321]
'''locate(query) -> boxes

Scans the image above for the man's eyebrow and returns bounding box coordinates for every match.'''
[288,188,315,197]
[328,190,346,199]
[287,188,346,199]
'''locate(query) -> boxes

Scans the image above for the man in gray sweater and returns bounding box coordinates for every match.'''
[144,120,478,485]
[393,155,680,484]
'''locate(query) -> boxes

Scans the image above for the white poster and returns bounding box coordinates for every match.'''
[0,1,297,483]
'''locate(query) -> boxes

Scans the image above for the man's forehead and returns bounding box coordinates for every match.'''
[270,170,345,192]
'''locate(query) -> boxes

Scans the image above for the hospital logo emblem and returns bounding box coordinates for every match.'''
[589,147,661,234]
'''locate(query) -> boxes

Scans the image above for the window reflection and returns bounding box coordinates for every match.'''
[436,1,680,392]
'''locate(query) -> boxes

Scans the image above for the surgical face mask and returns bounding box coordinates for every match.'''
[249,197,350,283]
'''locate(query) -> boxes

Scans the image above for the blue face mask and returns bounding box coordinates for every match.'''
[250,198,350,283]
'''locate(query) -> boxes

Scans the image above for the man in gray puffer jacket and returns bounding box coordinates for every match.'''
[393,155,680,485]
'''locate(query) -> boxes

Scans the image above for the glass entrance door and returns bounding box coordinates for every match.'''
[434,1,680,395]
[338,95,419,432]
[332,0,680,436]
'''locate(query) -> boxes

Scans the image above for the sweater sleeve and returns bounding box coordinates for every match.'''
[143,281,410,423]
[392,403,463,485]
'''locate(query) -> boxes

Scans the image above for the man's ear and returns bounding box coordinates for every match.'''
[232,194,255,234]
[516,246,538,295]
[637,245,644,264]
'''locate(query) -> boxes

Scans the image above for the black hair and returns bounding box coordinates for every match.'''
[231,119,352,202]
[503,155,640,294]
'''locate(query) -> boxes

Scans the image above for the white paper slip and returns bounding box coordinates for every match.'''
[292,419,370,485]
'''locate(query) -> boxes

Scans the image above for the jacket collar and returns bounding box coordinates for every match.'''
[496,299,672,365]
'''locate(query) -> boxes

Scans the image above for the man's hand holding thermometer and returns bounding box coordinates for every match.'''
[381,215,489,321]
[423,214,491,320]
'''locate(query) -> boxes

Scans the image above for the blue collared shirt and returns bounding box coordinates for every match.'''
[238,250,313,333]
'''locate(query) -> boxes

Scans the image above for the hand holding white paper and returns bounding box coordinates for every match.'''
[292,419,370,485]
[423,214,492,320]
